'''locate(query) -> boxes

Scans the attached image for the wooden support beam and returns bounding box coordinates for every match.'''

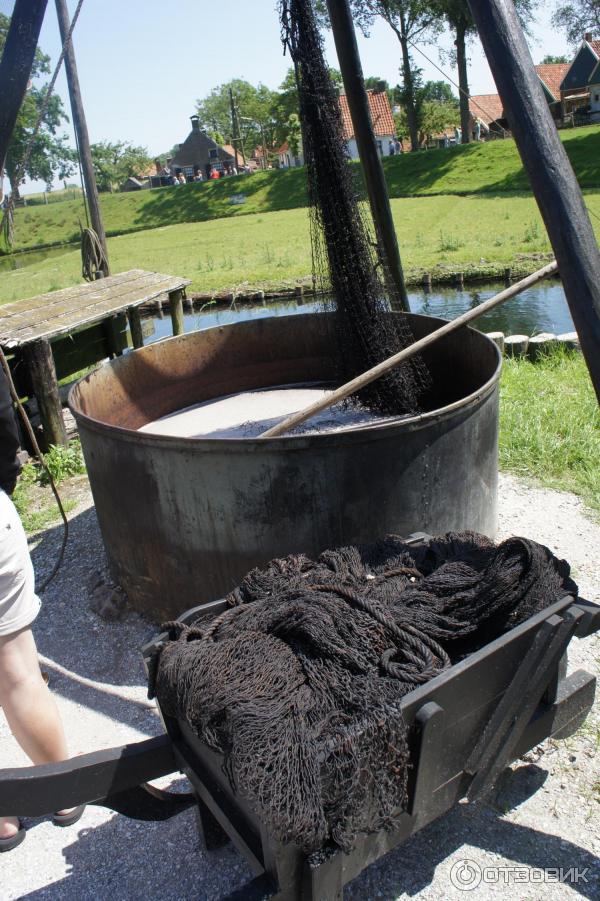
[169,289,185,336]
[326,0,410,312]
[468,0,600,404]
[55,0,109,277]
[0,0,48,172]
[22,339,67,448]
[127,307,144,349]
[102,315,123,359]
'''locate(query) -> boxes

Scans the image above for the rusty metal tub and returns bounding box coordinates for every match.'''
[69,312,501,621]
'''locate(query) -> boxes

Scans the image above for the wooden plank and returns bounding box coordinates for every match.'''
[22,339,68,448]
[0,274,191,347]
[0,271,189,332]
[0,270,148,317]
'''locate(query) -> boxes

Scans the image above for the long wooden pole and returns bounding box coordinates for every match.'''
[0,0,48,174]
[326,0,410,311]
[55,0,109,278]
[467,0,600,405]
[260,261,558,438]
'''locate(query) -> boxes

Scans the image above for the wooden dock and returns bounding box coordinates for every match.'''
[0,269,190,447]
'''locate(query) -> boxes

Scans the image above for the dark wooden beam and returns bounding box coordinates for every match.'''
[22,339,68,447]
[0,0,48,172]
[55,0,110,277]
[326,0,410,311]
[468,0,600,404]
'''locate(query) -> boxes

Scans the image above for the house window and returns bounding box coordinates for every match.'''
[209,148,219,160]
[183,166,194,177]
[595,94,600,102]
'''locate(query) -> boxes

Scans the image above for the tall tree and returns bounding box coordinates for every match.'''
[552,1,600,45]
[0,12,75,198]
[540,53,570,63]
[90,141,152,192]
[318,1,441,151]
[196,79,277,152]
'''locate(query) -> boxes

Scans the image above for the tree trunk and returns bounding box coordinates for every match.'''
[455,22,471,144]
[399,29,419,152]
[7,170,20,200]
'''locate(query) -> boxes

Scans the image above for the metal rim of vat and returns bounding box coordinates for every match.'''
[68,314,502,449]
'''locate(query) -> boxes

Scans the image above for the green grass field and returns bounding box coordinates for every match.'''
[7,125,600,253]
[4,192,600,305]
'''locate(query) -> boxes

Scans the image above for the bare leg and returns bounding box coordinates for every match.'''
[0,627,70,837]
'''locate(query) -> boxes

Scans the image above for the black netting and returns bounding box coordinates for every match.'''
[154,531,576,853]
[279,0,431,416]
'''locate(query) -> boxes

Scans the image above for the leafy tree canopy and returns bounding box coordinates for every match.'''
[552,1,600,46]
[0,12,76,197]
[540,53,570,63]
[90,141,152,192]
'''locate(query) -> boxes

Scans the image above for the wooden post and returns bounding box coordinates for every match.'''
[468,0,600,404]
[169,289,185,336]
[326,0,410,312]
[22,339,68,448]
[0,0,48,171]
[127,307,144,349]
[55,0,110,278]
[102,315,123,358]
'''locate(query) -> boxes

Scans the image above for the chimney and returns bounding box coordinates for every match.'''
[585,32,593,42]
[190,114,200,131]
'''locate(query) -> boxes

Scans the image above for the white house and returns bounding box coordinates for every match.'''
[339,88,397,158]
[589,61,600,122]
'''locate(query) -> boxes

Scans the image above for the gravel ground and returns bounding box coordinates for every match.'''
[1,473,598,901]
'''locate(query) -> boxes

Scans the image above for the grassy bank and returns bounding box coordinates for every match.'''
[4,192,600,305]
[499,348,600,516]
[8,125,600,253]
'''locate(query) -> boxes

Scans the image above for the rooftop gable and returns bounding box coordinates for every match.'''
[535,63,571,101]
[338,89,396,140]
[560,39,599,92]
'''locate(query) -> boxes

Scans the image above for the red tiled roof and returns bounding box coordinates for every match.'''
[221,144,244,167]
[534,63,571,101]
[276,141,290,154]
[468,94,505,125]
[339,90,396,140]
[588,39,600,57]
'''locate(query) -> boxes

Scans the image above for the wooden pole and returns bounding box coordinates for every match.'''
[0,0,48,173]
[326,0,410,312]
[127,307,144,349]
[22,339,68,448]
[55,0,109,278]
[169,289,185,336]
[260,261,558,437]
[467,0,600,405]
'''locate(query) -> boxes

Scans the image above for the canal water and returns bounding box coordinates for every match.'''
[147,279,574,345]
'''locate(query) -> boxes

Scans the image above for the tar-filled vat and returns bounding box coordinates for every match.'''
[69,312,501,621]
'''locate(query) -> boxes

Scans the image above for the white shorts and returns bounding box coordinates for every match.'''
[0,490,41,637]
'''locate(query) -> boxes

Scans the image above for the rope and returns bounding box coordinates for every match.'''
[81,226,107,281]
[0,0,86,243]
[0,347,68,593]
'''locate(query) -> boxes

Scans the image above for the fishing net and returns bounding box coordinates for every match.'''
[279,0,431,416]
[154,531,576,853]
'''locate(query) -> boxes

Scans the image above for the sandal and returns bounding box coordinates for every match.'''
[0,821,26,853]
[52,805,86,827]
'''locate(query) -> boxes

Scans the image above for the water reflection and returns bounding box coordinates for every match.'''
[0,246,72,272]
[147,279,574,345]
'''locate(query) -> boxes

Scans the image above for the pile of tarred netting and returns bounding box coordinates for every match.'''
[154,531,576,853]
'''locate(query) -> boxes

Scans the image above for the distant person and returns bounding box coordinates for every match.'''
[231,166,238,175]
[454,125,462,144]
[193,169,203,182]
[442,133,449,149]
[388,139,395,156]
[394,138,401,154]
[474,119,482,142]
[177,173,186,185]
[209,168,220,180]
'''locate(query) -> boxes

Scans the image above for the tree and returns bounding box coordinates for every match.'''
[0,12,76,199]
[394,75,459,144]
[541,53,570,63]
[196,79,277,153]
[90,141,152,192]
[552,1,600,46]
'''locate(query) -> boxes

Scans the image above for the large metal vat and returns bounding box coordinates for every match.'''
[70,313,501,621]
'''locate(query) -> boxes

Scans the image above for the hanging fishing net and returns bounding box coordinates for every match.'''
[279,0,431,416]
[154,531,576,853]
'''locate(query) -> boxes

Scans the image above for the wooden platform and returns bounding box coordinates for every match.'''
[0,269,190,447]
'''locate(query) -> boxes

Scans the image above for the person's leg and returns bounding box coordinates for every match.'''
[0,626,70,838]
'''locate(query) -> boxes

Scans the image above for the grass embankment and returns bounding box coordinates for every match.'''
[8,125,600,253]
[499,349,600,516]
[13,350,600,534]
[5,192,600,305]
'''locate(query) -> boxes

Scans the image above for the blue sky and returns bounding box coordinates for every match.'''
[1,0,571,193]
